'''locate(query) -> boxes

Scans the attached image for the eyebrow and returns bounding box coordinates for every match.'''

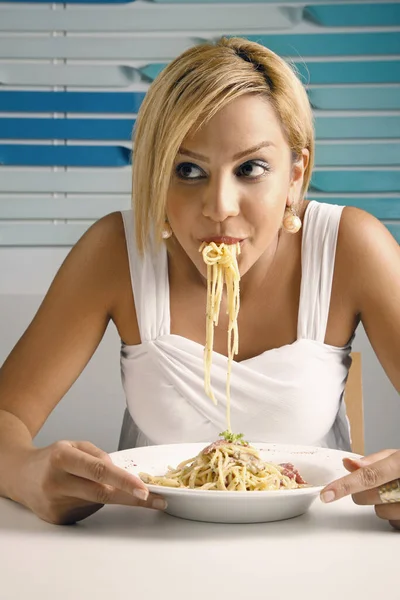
[177,141,274,163]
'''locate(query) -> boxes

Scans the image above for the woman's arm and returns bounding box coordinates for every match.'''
[322,208,400,530]
[0,213,118,443]
[0,213,161,522]
[338,207,400,391]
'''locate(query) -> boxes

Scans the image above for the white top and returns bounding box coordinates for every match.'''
[119,201,353,451]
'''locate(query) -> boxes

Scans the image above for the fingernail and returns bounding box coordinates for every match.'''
[152,498,167,510]
[320,490,336,503]
[133,489,149,501]
[343,457,361,465]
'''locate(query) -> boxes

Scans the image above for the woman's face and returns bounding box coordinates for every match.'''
[166,94,307,278]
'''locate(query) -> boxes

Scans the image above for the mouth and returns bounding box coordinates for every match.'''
[201,236,246,246]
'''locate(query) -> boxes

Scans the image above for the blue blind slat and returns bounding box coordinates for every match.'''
[1,143,399,168]
[0,145,130,167]
[315,117,400,140]
[0,91,145,114]
[0,89,398,114]
[308,87,400,111]
[142,61,400,84]
[315,144,400,167]
[311,171,400,193]
[297,61,400,85]
[0,118,135,140]
[3,117,398,141]
[241,33,400,57]
[309,197,400,220]
[305,4,400,27]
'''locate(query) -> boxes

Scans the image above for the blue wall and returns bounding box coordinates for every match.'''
[0,0,399,245]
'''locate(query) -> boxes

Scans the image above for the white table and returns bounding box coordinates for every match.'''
[0,496,397,600]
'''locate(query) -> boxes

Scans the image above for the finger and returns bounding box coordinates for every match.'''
[109,488,167,510]
[344,449,397,469]
[63,474,167,510]
[375,504,400,523]
[343,453,400,505]
[51,442,150,501]
[71,441,113,464]
[342,462,397,505]
[320,450,400,503]
[352,487,382,506]
[342,458,360,473]
[389,520,400,531]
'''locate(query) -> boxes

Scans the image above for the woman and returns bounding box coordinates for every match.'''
[0,38,399,527]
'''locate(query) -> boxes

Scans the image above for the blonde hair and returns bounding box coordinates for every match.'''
[132,37,314,252]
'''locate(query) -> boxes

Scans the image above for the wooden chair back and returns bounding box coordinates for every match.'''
[344,352,364,455]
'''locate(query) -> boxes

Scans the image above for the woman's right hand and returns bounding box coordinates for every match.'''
[15,440,166,525]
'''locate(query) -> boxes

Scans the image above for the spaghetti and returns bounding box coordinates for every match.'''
[140,244,308,492]
[140,439,308,491]
[199,241,241,432]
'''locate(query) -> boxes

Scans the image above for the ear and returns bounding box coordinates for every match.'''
[288,149,309,203]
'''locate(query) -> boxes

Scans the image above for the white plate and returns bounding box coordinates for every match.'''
[110,442,356,524]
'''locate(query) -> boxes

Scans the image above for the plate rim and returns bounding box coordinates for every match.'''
[110,441,357,498]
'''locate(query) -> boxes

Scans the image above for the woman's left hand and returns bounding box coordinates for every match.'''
[320,449,400,530]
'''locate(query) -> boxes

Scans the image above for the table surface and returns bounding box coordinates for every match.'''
[0,495,398,600]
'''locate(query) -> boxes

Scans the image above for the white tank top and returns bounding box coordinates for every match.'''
[119,201,353,451]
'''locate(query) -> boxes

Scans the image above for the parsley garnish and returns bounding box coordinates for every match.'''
[219,430,248,445]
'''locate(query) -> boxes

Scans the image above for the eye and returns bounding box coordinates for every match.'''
[175,162,205,180]
[237,160,270,179]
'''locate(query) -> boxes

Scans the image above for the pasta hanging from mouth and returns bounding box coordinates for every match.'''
[199,241,241,433]
[139,247,310,493]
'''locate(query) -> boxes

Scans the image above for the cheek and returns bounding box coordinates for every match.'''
[166,190,186,231]
[167,203,199,242]
[243,184,286,228]
[166,192,202,259]
[166,186,200,224]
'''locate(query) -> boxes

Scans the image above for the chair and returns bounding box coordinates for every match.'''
[344,352,364,455]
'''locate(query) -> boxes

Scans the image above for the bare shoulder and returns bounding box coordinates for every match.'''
[63,211,129,305]
[335,206,400,389]
[338,205,398,254]
[71,210,126,270]
[336,206,400,312]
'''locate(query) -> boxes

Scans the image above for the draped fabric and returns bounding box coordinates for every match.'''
[119,202,353,452]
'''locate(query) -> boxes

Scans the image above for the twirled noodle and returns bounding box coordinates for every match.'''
[199,242,240,432]
[140,441,308,491]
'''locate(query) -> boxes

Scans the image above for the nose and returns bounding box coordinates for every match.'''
[202,175,240,222]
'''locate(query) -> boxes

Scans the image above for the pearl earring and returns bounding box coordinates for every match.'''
[282,205,302,234]
[161,221,172,239]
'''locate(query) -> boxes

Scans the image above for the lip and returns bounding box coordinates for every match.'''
[201,236,246,245]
